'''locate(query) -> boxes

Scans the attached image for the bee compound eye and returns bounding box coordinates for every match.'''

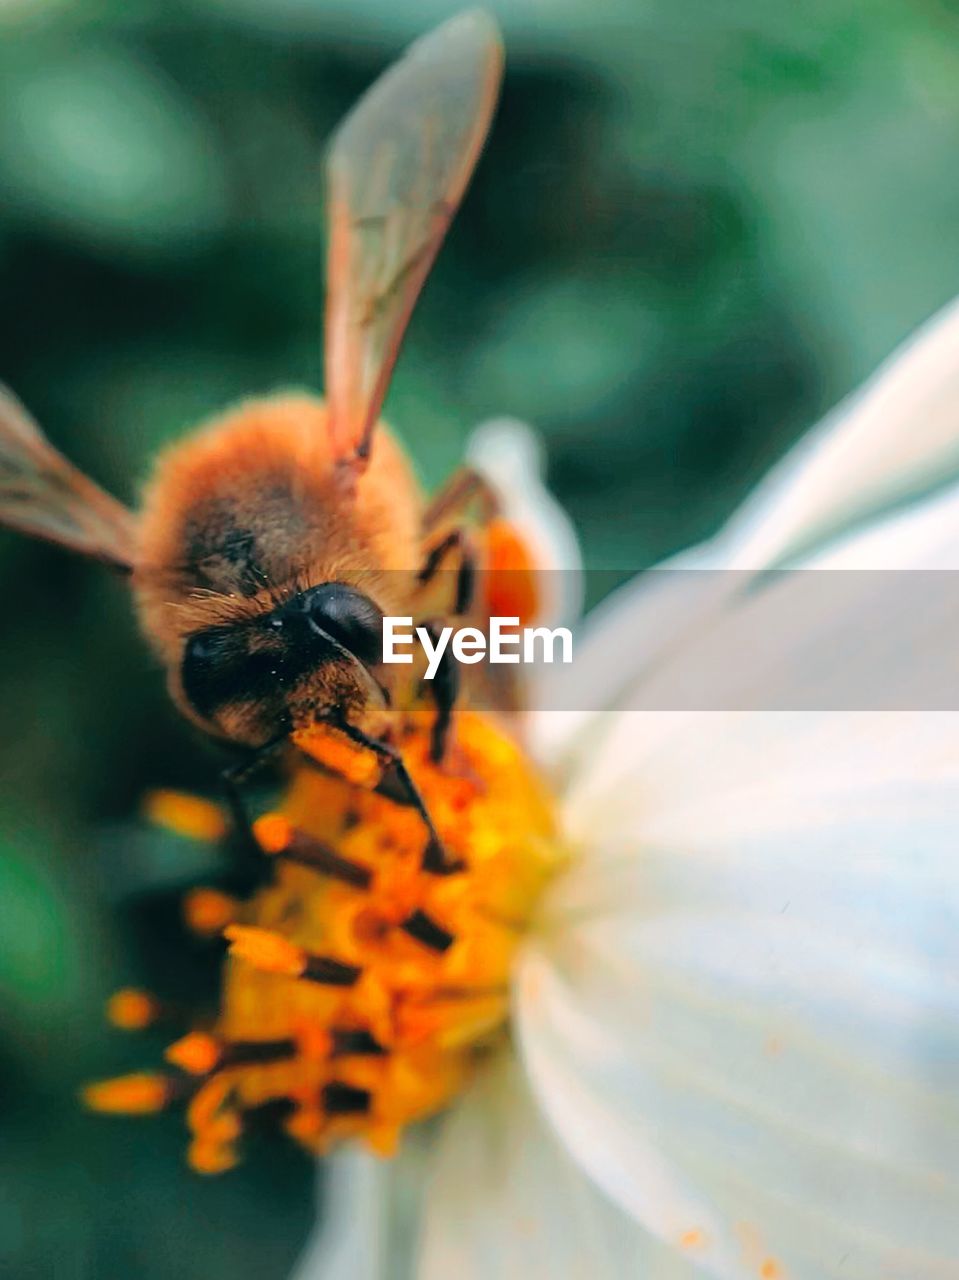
[301,583,384,667]
[184,631,218,664]
[179,623,287,736]
[179,629,226,722]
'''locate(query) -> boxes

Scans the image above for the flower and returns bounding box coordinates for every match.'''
[292,299,959,1280]
[84,421,580,1170]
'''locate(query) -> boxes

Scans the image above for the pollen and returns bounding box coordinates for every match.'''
[679,1228,707,1252]
[253,813,293,854]
[225,925,308,978]
[86,710,564,1169]
[183,887,238,935]
[83,1072,172,1114]
[143,789,228,842]
[189,1137,240,1176]
[291,724,382,786]
[106,987,160,1030]
[165,1031,222,1076]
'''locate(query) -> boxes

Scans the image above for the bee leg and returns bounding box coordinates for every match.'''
[419,467,503,618]
[220,738,286,857]
[332,719,464,875]
[419,620,460,764]
[417,528,476,616]
[422,466,500,531]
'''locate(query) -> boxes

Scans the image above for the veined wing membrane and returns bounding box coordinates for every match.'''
[324,9,503,462]
[0,386,136,570]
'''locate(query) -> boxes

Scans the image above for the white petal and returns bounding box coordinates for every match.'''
[290,1148,391,1280]
[719,293,959,571]
[529,540,721,771]
[529,653,959,1280]
[531,295,959,766]
[563,469,959,830]
[802,475,959,570]
[417,1050,703,1280]
[291,1134,433,1280]
[571,461,959,726]
[467,417,583,626]
[526,475,959,1278]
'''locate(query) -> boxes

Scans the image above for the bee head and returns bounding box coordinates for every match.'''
[175,582,388,748]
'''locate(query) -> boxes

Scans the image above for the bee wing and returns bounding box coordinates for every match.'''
[324,10,503,463]
[0,386,136,570]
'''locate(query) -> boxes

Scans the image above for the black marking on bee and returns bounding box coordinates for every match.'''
[182,485,316,597]
[183,501,267,597]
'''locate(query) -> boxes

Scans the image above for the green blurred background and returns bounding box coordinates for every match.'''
[2,0,959,1275]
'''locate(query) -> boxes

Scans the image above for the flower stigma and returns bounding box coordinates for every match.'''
[84,711,565,1172]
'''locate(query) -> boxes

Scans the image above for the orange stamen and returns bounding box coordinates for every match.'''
[224,925,306,978]
[284,1106,324,1145]
[82,1072,171,1114]
[189,1136,239,1175]
[364,1122,400,1158]
[291,725,382,786]
[396,993,507,1049]
[95,712,564,1170]
[187,1074,234,1135]
[296,1023,333,1060]
[165,1031,222,1076]
[143,790,228,842]
[182,887,238,935]
[258,815,373,887]
[225,925,360,986]
[253,813,292,854]
[106,988,159,1031]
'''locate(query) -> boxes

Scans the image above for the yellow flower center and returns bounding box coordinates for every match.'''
[85,711,564,1172]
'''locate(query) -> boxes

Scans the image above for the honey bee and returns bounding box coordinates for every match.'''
[0,12,513,867]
